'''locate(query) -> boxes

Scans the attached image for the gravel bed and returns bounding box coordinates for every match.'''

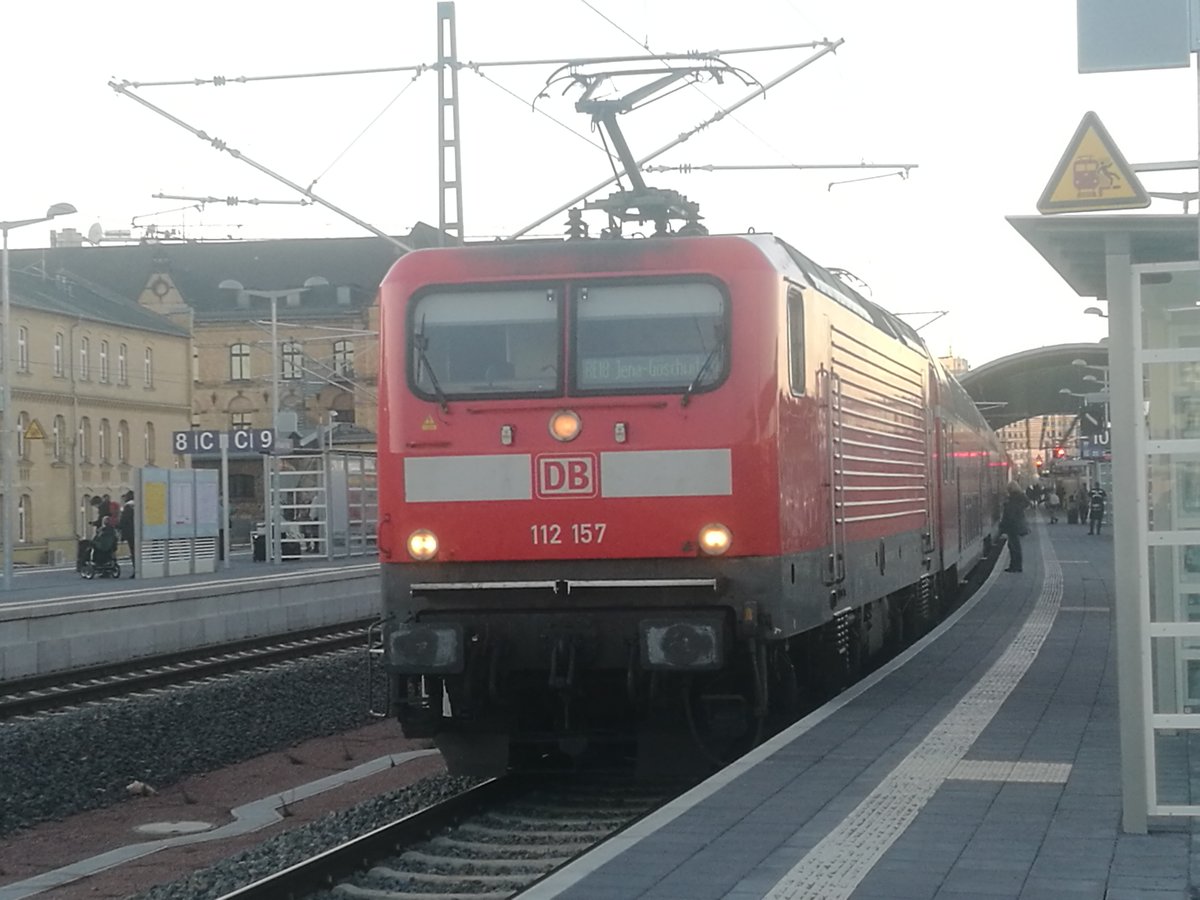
[127,773,480,900]
[0,649,384,836]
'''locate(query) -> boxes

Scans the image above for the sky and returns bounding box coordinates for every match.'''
[3,0,1198,368]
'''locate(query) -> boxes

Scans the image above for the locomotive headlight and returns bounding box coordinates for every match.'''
[407,529,439,561]
[549,409,582,442]
[698,522,732,556]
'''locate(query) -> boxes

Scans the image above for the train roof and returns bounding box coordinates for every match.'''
[394,231,932,359]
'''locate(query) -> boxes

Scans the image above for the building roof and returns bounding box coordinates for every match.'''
[959,343,1109,429]
[7,267,190,337]
[9,222,446,322]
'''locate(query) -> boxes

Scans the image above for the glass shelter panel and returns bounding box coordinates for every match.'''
[1152,730,1200,810]
[1138,263,1200,817]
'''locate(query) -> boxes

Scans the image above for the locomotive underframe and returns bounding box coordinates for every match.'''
[381,528,950,772]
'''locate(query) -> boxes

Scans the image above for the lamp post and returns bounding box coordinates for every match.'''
[218,278,326,566]
[219,280,295,566]
[1,203,76,590]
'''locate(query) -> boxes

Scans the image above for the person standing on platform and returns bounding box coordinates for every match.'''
[1000,481,1031,573]
[119,491,136,578]
[1088,486,1108,535]
[1045,488,1060,523]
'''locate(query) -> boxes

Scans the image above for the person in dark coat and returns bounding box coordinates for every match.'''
[999,481,1031,573]
[118,491,136,578]
[1087,486,1108,535]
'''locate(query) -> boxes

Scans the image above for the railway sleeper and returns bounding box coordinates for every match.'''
[399,850,569,872]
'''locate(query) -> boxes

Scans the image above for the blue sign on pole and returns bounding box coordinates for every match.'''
[173,429,276,454]
[1077,0,1190,73]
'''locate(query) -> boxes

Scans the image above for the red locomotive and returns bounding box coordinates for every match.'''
[376,220,1006,774]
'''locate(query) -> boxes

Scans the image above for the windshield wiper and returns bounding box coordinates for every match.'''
[413,326,449,413]
[681,326,724,408]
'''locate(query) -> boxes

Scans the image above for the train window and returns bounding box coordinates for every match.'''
[787,287,805,394]
[409,288,561,399]
[572,282,727,394]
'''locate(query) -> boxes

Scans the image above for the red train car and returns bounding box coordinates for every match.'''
[376,232,1004,773]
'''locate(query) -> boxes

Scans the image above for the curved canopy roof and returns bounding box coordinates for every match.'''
[960,343,1109,429]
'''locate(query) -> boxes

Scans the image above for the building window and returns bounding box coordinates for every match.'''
[17,495,29,543]
[144,421,155,464]
[193,344,199,383]
[79,417,91,461]
[53,415,65,460]
[117,420,129,463]
[17,326,29,372]
[99,418,110,462]
[79,336,90,381]
[230,473,256,499]
[231,411,253,430]
[144,348,153,387]
[17,412,28,460]
[118,343,128,384]
[282,341,303,380]
[230,343,251,381]
[54,333,64,377]
[100,340,109,383]
[333,339,354,377]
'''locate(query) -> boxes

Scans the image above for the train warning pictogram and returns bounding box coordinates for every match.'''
[1037,111,1149,214]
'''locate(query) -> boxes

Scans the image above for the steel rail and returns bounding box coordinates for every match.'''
[212,777,523,900]
[0,619,376,718]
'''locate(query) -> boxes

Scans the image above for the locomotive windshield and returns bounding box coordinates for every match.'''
[410,287,560,399]
[408,280,727,401]
[573,282,726,394]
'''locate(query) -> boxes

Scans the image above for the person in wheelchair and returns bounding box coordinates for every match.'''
[85,524,120,577]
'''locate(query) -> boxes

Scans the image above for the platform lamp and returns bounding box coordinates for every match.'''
[1,203,76,590]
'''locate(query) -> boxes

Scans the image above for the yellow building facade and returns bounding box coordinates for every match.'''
[5,268,192,564]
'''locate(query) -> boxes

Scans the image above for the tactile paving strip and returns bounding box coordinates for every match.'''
[948,759,1072,784]
[764,528,1064,900]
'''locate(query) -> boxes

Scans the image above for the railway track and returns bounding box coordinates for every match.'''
[0,619,376,718]
[217,774,682,900]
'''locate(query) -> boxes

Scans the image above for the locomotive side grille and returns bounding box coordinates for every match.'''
[830,326,929,526]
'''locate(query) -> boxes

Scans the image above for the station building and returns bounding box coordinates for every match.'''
[6,223,443,547]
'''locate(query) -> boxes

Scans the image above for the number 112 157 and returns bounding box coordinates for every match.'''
[530,523,607,545]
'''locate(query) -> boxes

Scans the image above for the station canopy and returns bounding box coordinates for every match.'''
[960,343,1109,430]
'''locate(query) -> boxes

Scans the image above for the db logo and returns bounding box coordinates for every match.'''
[536,454,597,498]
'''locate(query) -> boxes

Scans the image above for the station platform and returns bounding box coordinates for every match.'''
[521,519,1197,899]
[0,551,379,681]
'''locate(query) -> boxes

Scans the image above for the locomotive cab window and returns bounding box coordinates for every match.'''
[409,288,560,399]
[572,281,727,394]
[787,286,805,394]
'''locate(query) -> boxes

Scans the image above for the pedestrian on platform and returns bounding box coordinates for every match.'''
[1046,488,1060,524]
[1088,486,1108,535]
[119,491,136,578]
[1000,481,1031,573]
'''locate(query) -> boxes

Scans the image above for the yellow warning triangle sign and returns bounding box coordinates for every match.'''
[1037,111,1149,214]
[23,419,45,440]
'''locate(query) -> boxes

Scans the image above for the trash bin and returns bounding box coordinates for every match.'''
[253,533,266,562]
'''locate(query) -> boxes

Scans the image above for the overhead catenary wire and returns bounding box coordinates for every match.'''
[307,68,427,193]
[468,67,610,156]
[110,43,830,89]
[107,80,411,252]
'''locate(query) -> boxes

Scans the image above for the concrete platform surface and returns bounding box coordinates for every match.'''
[520,520,1198,899]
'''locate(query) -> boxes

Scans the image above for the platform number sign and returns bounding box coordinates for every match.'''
[173,429,275,454]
